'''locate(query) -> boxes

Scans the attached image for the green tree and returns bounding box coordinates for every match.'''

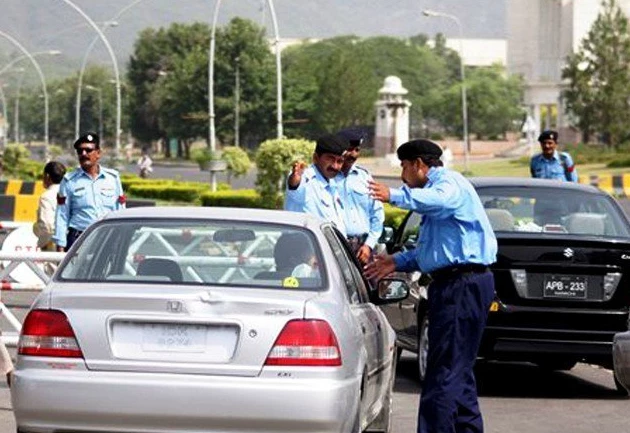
[438,65,524,139]
[127,19,275,153]
[563,0,630,147]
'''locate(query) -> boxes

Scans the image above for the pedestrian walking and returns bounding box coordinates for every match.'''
[284,134,348,235]
[365,138,497,433]
[53,132,125,252]
[530,130,578,182]
[336,127,384,264]
[33,161,66,251]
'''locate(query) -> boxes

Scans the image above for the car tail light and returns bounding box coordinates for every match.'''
[265,319,342,366]
[18,310,83,358]
[603,273,622,301]
[510,269,528,297]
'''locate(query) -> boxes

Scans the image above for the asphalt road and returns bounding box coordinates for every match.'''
[0,347,627,432]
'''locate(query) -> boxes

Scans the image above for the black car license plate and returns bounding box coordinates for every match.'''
[543,275,588,299]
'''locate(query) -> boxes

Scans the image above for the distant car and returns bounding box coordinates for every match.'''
[380,177,630,393]
[12,207,408,433]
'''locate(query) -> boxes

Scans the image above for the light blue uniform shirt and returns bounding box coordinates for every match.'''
[336,165,384,248]
[284,164,347,235]
[530,151,578,182]
[53,166,125,247]
[390,167,497,274]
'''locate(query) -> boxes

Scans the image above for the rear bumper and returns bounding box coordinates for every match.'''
[613,331,630,392]
[12,365,360,433]
[480,307,628,363]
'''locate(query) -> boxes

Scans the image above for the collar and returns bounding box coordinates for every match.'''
[426,166,442,185]
[78,165,104,179]
[541,150,560,161]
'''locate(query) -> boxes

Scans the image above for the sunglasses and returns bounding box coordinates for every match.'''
[76,147,97,155]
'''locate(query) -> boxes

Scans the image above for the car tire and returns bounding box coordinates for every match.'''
[613,373,629,397]
[366,350,397,433]
[417,314,429,383]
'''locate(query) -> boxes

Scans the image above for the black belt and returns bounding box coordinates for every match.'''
[68,227,84,236]
[430,264,489,281]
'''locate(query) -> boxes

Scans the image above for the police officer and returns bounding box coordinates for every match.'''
[53,133,125,251]
[336,127,384,264]
[365,139,497,433]
[530,130,578,182]
[284,134,348,235]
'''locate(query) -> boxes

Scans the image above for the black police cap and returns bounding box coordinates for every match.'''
[336,127,368,147]
[73,132,100,149]
[396,139,443,161]
[315,134,349,156]
[538,130,558,143]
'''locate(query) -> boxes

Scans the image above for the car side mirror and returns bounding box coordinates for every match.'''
[373,277,410,304]
[379,226,395,244]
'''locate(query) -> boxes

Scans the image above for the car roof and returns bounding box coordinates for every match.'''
[469,177,605,195]
[103,206,326,229]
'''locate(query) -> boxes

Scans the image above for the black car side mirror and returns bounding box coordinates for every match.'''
[372,277,410,305]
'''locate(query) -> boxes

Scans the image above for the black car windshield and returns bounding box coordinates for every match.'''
[58,219,326,290]
[477,186,630,238]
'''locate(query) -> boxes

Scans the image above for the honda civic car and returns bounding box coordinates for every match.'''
[380,177,630,393]
[11,207,408,433]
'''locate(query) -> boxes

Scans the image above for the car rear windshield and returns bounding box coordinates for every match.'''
[477,186,630,238]
[57,219,326,290]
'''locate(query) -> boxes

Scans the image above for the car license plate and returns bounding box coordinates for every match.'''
[142,323,207,353]
[543,275,588,299]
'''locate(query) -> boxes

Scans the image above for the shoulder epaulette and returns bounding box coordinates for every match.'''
[101,167,120,177]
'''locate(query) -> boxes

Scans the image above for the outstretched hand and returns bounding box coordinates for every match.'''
[364,253,396,280]
[356,244,372,265]
[368,180,391,203]
[288,161,307,189]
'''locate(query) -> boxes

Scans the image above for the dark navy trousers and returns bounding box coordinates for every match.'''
[417,270,495,433]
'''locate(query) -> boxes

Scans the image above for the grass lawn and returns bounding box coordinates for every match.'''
[453,158,629,177]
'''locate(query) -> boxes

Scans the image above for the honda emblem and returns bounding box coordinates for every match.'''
[166,300,183,313]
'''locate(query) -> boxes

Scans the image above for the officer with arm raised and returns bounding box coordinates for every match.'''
[284,134,348,235]
[53,133,125,251]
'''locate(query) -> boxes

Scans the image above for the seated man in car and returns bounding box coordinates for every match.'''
[257,232,320,280]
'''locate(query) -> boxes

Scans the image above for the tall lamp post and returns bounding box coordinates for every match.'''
[0,30,51,159]
[60,0,122,163]
[234,56,240,147]
[74,0,148,141]
[13,68,25,144]
[422,9,469,173]
[208,0,283,150]
[0,84,8,145]
[84,85,103,140]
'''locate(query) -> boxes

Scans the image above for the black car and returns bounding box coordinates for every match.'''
[380,177,630,393]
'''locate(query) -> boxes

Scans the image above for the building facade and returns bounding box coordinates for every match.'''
[508,0,630,141]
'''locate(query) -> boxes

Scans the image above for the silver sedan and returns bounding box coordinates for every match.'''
[11,207,408,433]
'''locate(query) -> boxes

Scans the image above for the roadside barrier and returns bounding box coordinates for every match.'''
[0,180,45,196]
[0,251,66,346]
[578,174,630,197]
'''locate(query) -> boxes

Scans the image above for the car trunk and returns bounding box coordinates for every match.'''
[49,283,316,377]
[490,236,630,333]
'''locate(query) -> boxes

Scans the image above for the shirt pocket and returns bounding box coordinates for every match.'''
[350,182,370,208]
[100,188,117,208]
[72,188,88,207]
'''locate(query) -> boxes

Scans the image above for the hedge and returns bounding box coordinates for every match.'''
[128,184,210,203]
[384,203,408,229]
[200,189,262,207]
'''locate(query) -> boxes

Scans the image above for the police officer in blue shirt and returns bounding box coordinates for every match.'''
[335,127,384,264]
[365,139,497,433]
[284,134,348,235]
[530,130,578,182]
[53,133,125,251]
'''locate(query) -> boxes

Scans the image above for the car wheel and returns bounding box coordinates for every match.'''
[417,315,429,383]
[366,350,397,433]
[613,373,629,397]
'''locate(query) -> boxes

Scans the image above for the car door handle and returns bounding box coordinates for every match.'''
[361,325,367,334]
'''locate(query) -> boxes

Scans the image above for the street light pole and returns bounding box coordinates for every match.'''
[0,84,8,144]
[0,30,50,159]
[0,50,62,77]
[209,0,284,151]
[234,56,240,147]
[422,9,469,173]
[14,69,24,143]
[85,85,103,140]
[60,0,122,164]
